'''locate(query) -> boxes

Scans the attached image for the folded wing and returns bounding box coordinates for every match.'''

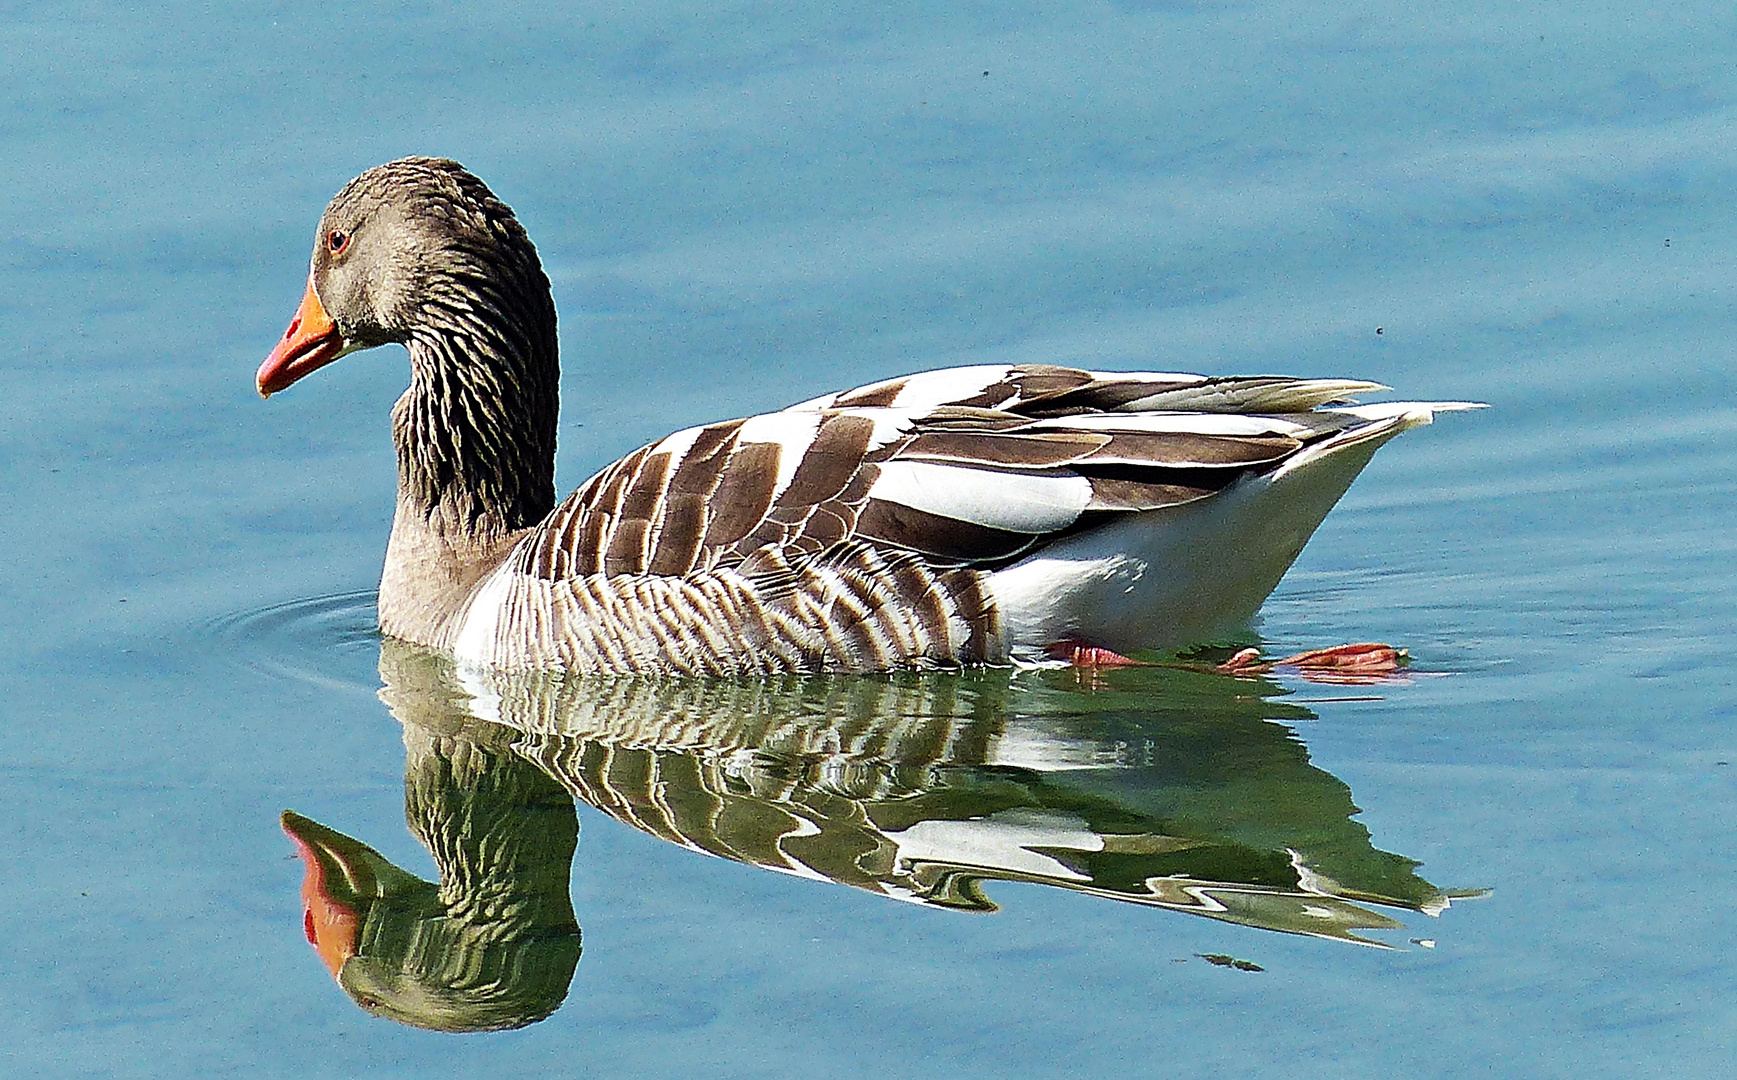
[510,365,1440,582]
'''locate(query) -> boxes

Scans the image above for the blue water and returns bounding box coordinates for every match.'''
[5,1,1736,1074]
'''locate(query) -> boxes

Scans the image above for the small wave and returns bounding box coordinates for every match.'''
[204,590,381,694]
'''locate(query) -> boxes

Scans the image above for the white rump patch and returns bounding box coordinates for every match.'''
[870,459,1090,533]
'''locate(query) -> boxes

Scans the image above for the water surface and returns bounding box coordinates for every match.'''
[3,1,1735,1076]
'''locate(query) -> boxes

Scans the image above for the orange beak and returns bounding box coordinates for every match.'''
[257,278,345,398]
[282,811,372,980]
[285,825,363,978]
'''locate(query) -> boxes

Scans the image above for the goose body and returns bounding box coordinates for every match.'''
[259,158,1477,675]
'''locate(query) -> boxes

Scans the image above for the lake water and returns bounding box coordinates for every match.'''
[5,1,1735,1075]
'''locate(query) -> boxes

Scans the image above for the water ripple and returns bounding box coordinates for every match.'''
[204,590,381,694]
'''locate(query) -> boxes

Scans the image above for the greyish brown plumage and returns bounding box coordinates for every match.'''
[259,157,1479,675]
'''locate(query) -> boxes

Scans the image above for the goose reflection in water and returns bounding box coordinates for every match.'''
[285,639,1476,1031]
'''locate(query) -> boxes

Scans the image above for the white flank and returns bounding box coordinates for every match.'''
[870,459,1091,533]
[989,416,1407,656]
[451,564,515,666]
[736,410,823,502]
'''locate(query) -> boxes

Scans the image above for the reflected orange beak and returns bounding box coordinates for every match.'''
[284,815,365,979]
[257,279,345,398]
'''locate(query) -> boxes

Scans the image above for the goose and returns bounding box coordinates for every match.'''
[258,157,1478,676]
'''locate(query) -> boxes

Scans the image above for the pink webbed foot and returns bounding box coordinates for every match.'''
[1217,642,1410,685]
[1276,643,1407,673]
[1046,640,1153,668]
[1216,647,1269,674]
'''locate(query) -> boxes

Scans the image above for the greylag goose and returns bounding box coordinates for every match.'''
[258,157,1477,675]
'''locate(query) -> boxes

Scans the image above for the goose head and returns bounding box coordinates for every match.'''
[257,157,554,397]
[257,158,560,538]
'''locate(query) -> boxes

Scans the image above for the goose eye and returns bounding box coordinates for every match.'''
[327,229,350,254]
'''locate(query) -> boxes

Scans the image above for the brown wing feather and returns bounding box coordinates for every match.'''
[1080,431,1301,467]
[901,431,1112,468]
[516,372,1366,584]
[702,442,781,549]
[776,414,875,505]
